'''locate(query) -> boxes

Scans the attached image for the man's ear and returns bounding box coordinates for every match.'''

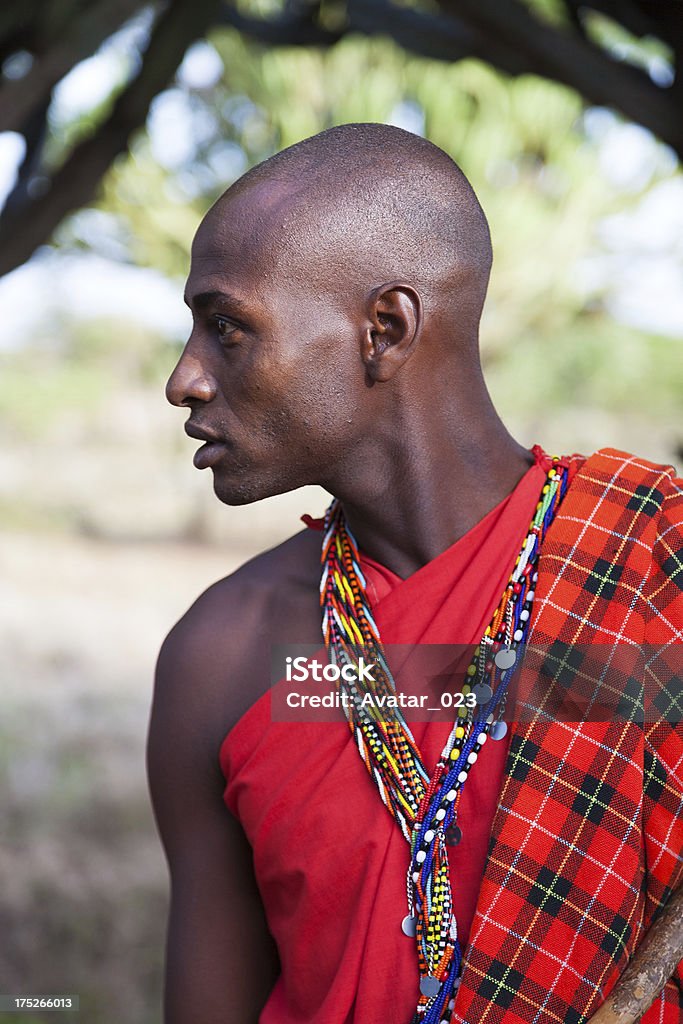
[361,283,423,383]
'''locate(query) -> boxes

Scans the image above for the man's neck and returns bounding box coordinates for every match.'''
[326,409,535,581]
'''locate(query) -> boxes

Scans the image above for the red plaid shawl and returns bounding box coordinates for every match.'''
[454,447,683,1024]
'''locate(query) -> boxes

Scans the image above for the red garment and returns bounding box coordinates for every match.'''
[450,448,683,1024]
[221,445,579,1023]
[221,446,683,1024]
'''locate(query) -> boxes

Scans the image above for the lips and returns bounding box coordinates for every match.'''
[185,422,228,469]
[193,441,227,470]
[184,422,223,444]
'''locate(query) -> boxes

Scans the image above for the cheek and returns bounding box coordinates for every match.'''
[222,318,362,449]
[234,374,328,465]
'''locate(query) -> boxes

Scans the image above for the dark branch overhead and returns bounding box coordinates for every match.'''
[435,0,682,154]
[0,0,223,277]
[0,0,681,277]
[220,3,344,46]
[0,0,143,134]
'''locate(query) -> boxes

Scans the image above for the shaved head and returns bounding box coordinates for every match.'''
[171,122,508,507]
[202,123,493,341]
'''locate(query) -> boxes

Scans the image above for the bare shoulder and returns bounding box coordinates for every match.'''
[190,523,322,633]
[147,529,321,1021]
[151,526,322,771]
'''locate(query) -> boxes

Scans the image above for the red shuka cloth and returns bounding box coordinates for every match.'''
[220,444,580,1023]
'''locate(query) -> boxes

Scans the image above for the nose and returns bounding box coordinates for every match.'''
[165,346,217,407]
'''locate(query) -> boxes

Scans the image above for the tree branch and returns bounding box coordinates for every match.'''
[1,97,51,220]
[346,0,486,65]
[0,0,145,134]
[0,0,48,56]
[0,0,222,277]
[219,2,344,47]
[435,0,683,156]
[222,0,533,71]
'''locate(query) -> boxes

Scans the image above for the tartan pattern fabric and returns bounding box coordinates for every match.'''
[453,448,683,1024]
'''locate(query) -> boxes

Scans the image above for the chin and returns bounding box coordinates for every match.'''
[211,467,298,506]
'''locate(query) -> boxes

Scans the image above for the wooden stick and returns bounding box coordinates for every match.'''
[587,884,683,1024]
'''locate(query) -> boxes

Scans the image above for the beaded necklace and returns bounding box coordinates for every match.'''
[319,451,571,1024]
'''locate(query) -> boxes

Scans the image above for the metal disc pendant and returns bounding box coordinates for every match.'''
[445,822,462,846]
[490,719,508,740]
[494,647,517,671]
[401,914,417,937]
[473,682,493,705]
[420,974,441,998]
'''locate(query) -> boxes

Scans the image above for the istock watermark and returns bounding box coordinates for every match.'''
[282,652,460,711]
[269,643,683,725]
[273,644,492,722]
[285,655,377,684]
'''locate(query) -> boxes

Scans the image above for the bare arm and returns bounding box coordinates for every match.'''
[147,597,279,1024]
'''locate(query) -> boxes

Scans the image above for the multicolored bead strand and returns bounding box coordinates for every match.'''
[320,453,571,1022]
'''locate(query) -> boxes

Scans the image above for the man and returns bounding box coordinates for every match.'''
[147,124,683,1024]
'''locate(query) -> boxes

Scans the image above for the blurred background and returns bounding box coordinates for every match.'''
[1,1,682,1021]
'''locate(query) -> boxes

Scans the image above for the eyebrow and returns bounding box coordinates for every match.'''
[184,289,249,314]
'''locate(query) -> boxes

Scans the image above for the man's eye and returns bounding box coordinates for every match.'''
[213,316,239,341]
